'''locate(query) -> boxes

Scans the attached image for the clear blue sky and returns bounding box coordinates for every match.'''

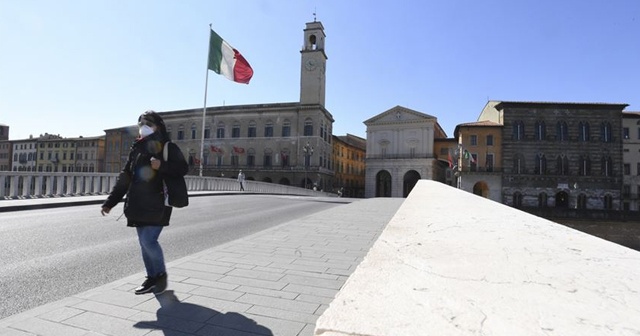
[1,0,638,141]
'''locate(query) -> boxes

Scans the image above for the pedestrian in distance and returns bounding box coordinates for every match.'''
[101,110,189,295]
[237,170,245,191]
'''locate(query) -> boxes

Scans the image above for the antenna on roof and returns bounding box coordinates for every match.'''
[313,8,317,22]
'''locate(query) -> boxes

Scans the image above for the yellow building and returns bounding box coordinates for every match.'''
[36,134,74,172]
[332,134,366,197]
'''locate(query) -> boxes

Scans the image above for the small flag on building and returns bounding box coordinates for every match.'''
[233,146,245,154]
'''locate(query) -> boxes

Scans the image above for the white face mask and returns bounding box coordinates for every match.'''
[139,125,155,138]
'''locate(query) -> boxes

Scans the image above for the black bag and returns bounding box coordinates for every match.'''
[163,142,189,208]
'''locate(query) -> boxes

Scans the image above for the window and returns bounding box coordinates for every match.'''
[470,135,477,146]
[231,155,239,166]
[557,121,568,141]
[535,121,546,141]
[304,119,313,136]
[485,153,494,172]
[623,127,629,139]
[513,154,524,174]
[538,193,548,208]
[601,122,612,142]
[232,123,240,138]
[577,194,587,209]
[623,185,631,197]
[637,163,640,176]
[512,121,524,140]
[217,123,225,139]
[513,192,523,208]
[625,163,631,175]
[264,121,274,137]
[282,120,291,137]
[535,154,546,175]
[247,149,255,166]
[556,155,569,175]
[263,153,272,167]
[601,156,612,176]
[579,155,591,176]
[579,122,590,142]
[191,124,197,140]
[470,154,477,171]
[604,194,613,210]
[486,134,494,146]
[178,125,184,140]
[248,121,257,138]
[204,126,211,139]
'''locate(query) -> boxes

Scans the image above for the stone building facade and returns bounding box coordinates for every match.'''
[622,112,640,211]
[364,106,447,198]
[101,21,335,189]
[480,101,627,210]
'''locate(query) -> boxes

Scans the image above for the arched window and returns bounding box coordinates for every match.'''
[513,154,525,174]
[512,121,524,140]
[538,192,548,208]
[556,155,569,175]
[513,192,523,208]
[579,121,590,142]
[191,123,197,140]
[232,122,241,138]
[577,193,587,209]
[601,155,612,176]
[604,194,613,210]
[248,121,257,138]
[535,121,546,141]
[601,122,612,142]
[264,121,274,137]
[579,155,591,176]
[535,154,546,175]
[216,122,225,139]
[282,120,291,137]
[557,121,568,141]
[304,118,313,136]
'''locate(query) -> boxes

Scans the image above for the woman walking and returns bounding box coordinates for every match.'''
[101,110,188,295]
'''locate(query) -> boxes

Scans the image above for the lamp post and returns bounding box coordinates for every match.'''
[303,142,314,189]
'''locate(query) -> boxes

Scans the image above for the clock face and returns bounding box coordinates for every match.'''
[305,58,317,71]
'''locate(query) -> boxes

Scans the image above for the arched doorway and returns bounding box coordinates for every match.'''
[472,181,489,198]
[375,170,392,197]
[262,177,272,183]
[402,170,421,197]
[555,191,569,208]
[278,178,290,186]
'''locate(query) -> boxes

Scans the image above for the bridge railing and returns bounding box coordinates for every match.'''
[315,180,640,335]
[0,172,329,199]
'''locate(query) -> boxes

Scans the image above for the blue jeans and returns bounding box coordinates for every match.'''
[136,226,166,277]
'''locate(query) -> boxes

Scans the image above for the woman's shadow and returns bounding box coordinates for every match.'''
[133,290,273,336]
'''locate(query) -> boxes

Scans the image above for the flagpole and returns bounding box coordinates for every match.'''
[199,24,212,177]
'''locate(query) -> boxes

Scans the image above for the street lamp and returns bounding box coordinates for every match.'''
[303,142,314,189]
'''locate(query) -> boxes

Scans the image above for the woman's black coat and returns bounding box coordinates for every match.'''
[102,132,189,227]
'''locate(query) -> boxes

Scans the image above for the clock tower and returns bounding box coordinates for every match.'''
[300,20,327,106]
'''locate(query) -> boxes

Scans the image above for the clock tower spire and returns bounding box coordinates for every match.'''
[300,20,327,106]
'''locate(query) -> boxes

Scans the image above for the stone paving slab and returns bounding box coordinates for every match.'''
[0,198,404,336]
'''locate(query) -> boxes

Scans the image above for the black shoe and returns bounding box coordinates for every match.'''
[154,273,167,294]
[135,276,157,295]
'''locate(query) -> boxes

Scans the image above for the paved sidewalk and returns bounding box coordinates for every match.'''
[0,198,404,336]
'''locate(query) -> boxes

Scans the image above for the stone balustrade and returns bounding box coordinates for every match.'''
[315,180,640,336]
[0,172,326,199]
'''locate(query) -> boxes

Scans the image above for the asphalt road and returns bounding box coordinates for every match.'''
[0,194,351,319]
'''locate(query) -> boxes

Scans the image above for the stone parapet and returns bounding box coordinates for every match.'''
[315,180,640,335]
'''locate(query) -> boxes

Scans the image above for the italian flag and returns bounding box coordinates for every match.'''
[208,29,253,84]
